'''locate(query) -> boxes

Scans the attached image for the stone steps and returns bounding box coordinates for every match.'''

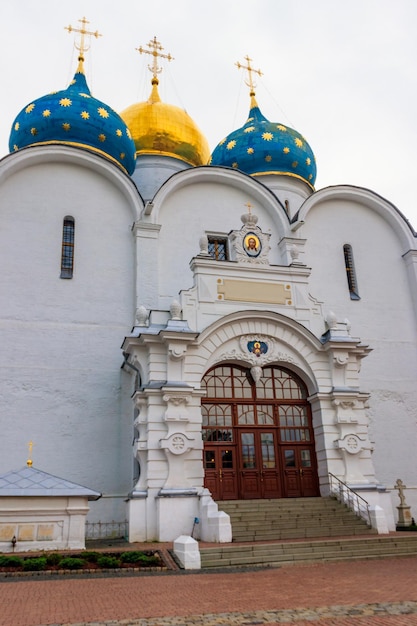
[198,497,417,568]
[200,535,417,568]
[219,497,376,542]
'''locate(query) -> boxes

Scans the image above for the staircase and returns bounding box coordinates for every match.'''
[220,497,376,542]
[199,498,417,568]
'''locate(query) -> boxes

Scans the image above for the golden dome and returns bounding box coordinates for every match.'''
[120,79,210,167]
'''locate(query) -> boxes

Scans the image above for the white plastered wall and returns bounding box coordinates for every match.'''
[0,146,143,524]
[295,186,417,518]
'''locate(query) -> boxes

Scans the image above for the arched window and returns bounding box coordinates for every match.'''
[343,244,360,300]
[60,216,75,279]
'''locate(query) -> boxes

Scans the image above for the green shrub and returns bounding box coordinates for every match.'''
[138,554,160,566]
[120,551,160,565]
[120,551,145,563]
[23,557,47,571]
[97,555,120,569]
[0,555,23,567]
[59,557,85,570]
[46,552,62,566]
[82,551,100,562]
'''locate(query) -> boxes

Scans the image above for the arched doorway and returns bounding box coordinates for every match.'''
[202,364,320,500]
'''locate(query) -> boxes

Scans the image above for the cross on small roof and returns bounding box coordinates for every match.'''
[27,440,34,467]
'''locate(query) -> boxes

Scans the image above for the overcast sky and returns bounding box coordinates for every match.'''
[1,1,416,228]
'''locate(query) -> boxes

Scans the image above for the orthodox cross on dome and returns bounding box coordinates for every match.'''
[236,55,263,96]
[27,440,34,467]
[65,17,102,69]
[136,36,174,83]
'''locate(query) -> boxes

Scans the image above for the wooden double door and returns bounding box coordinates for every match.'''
[202,365,320,501]
[204,428,318,500]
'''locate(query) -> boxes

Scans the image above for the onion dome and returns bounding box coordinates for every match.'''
[9,58,136,175]
[120,76,210,167]
[210,94,316,188]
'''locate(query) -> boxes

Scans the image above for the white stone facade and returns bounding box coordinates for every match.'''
[1,131,416,543]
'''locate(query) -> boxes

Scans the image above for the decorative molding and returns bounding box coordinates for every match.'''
[333,353,350,368]
[229,209,271,265]
[335,433,373,455]
[163,394,190,406]
[332,399,356,410]
[135,305,149,327]
[133,395,148,418]
[170,300,182,321]
[331,398,359,424]
[160,432,195,456]
[168,345,187,361]
[199,234,210,255]
[211,335,297,368]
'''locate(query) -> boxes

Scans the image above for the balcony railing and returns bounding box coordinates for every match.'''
[329,473,371,526]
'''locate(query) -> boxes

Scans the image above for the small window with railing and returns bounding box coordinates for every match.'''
[343,244,360,300]
[60,216,75,279]
[207,235,229,261]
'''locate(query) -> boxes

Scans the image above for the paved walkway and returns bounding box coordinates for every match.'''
[1,556,417,626]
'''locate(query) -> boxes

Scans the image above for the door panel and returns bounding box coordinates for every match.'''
[283,448,301,497]
[259,432,281,498]
[204,447,238,500]
[239,430,282,499]
[240,432,260,498]
[204,449,218,498]
[282,447,319,497]
[299,448,319,497]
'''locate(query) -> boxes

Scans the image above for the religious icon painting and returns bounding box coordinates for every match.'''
[247,340,268,357]
[243,232,261,257]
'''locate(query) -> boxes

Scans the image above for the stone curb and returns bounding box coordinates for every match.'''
[0,565,167,579]
[52,601,417,625]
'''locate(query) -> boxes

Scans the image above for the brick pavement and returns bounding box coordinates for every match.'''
[0,556,416,626]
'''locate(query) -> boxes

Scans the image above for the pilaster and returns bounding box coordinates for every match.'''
[320,315,375,485]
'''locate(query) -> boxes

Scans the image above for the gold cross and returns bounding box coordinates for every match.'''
[27,440,34,467]
[236,55,263,96]
[244,201,254,214]
[65,17,102,61]
[136,36,174,81]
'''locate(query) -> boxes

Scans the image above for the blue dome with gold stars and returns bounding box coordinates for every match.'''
[210,94,316,187]
[9,63,136,175]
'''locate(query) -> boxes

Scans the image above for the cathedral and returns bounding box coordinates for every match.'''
[1,22,416,544]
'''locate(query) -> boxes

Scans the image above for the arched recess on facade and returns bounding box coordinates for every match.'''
[294,185,416,251]
[150,165,290,233]
[0,145,143,222]
[189,311,331,500]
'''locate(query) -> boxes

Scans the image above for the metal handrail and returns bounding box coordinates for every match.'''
[328,472,371,526]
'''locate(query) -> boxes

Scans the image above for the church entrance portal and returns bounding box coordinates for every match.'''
[202,365,319,500]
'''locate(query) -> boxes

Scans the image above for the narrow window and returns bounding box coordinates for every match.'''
[208,236,228,261]
[60,216,75,279]
[343,244,360,300]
